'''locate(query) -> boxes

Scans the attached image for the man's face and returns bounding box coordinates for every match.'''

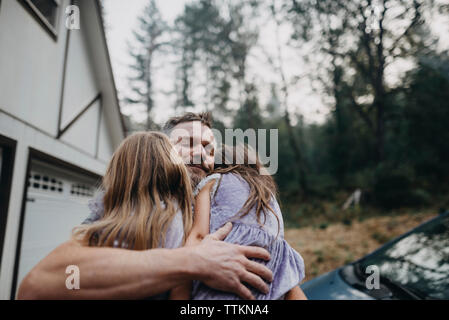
[169,121,215,185]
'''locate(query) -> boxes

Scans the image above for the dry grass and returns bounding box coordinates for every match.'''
[284,211,437,283]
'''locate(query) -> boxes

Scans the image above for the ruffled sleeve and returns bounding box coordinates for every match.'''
[82,190,105,225]
[193,173,221,198]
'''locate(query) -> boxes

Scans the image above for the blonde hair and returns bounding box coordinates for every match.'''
[72,132,193,250]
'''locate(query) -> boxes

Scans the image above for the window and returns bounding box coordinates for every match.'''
[21,0,61,38]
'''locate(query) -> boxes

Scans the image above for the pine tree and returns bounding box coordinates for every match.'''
[126,0,168,130]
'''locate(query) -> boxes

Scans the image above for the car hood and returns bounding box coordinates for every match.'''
[300,268,375,300]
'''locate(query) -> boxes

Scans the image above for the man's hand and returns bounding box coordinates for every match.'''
[17,222,272,300]
[190,222,273,300]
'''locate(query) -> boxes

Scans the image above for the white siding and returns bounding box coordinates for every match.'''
[97,110,115,162]
[0,112,108,300]
[0,0,70,136]
[60,27,99,129]
[60,100,101,156]
[0,0,124,299]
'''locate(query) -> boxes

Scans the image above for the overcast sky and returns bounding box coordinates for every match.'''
[102,0,187,125]
[101,0,449,127]
[101,0,328,126]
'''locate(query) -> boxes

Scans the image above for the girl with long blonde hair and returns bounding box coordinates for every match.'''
[73,131,193,254]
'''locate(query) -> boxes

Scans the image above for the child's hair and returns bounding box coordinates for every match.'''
[213,144,280,232]
[72,132,193,250]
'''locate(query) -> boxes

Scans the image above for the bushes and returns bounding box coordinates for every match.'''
[372,164,431,209]
[275,60,449,220]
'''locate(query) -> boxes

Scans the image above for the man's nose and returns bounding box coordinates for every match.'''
[190,146,203,165]
[190,146,210,167]
[201,149,214,171]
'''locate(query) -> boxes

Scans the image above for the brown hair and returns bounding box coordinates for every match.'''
[163,112,213,133]
[72,132,193,250]
[213,144,280,234]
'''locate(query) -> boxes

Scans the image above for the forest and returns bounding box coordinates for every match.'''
[117,0,449,227]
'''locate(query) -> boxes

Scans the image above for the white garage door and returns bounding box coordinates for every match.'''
[16,160,100,290]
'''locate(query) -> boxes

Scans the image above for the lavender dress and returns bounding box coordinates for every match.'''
[191,173,305,300]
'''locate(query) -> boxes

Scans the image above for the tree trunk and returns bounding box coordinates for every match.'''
[284,112,308,198]
[146,53,153,130]
[375,95,385,163]
[332,65,346,187]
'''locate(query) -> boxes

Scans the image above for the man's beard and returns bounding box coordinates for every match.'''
[187,165,207,190]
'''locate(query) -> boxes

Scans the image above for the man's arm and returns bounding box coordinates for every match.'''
[17,223,272,300]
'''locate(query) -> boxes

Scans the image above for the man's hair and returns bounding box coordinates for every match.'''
[163,112,213,133]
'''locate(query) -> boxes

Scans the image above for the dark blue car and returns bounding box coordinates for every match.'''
[301,211,449,300]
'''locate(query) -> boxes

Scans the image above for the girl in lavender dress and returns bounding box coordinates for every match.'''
[170,144,307,300]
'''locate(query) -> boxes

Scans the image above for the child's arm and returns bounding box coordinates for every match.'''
[284,286,308,300]
[185,180,215,245]
[169,180,216,300]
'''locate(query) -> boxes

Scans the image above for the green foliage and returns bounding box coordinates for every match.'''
[173,0,259,114]
[404,58,449,185]
[233,84,264,130]
[125,0,449,226]
[319,222,329,230]
[372,163,416,209]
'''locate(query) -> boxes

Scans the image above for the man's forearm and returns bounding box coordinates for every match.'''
[17,223,273,300]
[17,240,196,300]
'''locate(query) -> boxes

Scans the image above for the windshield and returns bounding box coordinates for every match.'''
[356,213,449,299]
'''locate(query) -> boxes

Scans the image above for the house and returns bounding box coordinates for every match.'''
[0,0,126,299]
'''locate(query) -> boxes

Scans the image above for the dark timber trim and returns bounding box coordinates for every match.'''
[94,0,127,137]
[18,0,60,41]
[0,110,107,164]
[9,147,30,300]
[57,13,72,138]
[57,93,102,139]
[0,135,17,269]
[95,95,103,159]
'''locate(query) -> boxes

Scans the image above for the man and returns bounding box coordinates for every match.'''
[17,112,273,300]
